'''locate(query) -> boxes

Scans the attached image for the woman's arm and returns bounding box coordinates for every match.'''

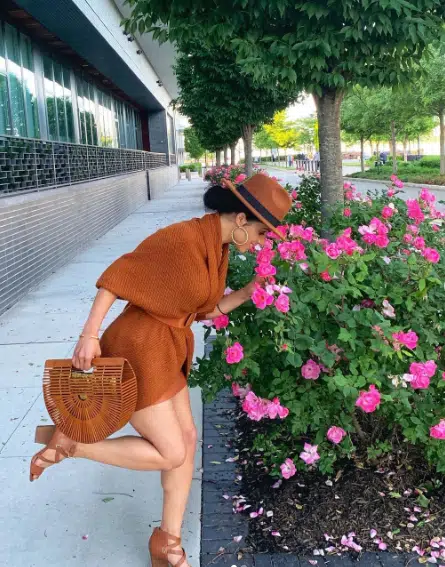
[203,276,263,320]
[72,288,117,370]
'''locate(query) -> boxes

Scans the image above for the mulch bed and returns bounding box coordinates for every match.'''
[233,406,445,559]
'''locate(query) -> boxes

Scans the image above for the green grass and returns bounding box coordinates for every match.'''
[351,163,445,186]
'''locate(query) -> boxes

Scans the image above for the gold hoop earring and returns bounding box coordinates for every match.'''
[231,226,249,246]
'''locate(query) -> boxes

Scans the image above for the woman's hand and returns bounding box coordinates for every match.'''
[242,275,266,301]
[72,337,102,371]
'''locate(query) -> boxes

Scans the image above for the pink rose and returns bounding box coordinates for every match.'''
[301,359,321,380]
[394,179,404,188]
[290,240,307,260]
[392,330,418,350]
[320,271,332,282]
[406,200,425,223]
[381,206,395,219]
[291,190,298,200]
[343,208,352,217]
[327,426,346,444]
[413,236,426,250]
[355,385,381,413]
[345,190,354,200]
[407,224,419,234]
[409,360,437,389]
[325,243,342,260]
[387,189,396,197]
[252,287,274,310]
[275,294,290,313]
[300,443,320,465]
[280,458,296,479]
[267,397,289,419]
[420,188,436,205]
[255,263,277,277]
[242,391,268,421]
[430,419,445,440]
[422,247,440,263]
[234,173,247,183]
[374,234,390,248]
[256,248,275,265]
[390,174,398,182]
[403,233,413,243]
[225,342,244,364]
[213,314,229,330]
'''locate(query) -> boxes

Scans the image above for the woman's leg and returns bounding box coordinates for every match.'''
[160,386,198,537]
[33,400,187,473]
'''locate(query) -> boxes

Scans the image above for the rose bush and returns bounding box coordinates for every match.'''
[190,176,445,476]
[204,163,264,185]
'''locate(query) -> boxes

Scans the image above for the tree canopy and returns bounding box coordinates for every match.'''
[125,0,445,211]
[184,127,205,160]
[172,41,298,174]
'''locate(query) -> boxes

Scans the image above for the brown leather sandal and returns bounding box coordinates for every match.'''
[149,527,187,567]
[30,427,77,482]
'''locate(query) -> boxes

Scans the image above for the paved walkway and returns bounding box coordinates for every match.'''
[0,179,207,567]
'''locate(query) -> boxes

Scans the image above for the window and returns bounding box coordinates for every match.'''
[76,77,98,146]
[43,57,75,142]
[0,22,40,138]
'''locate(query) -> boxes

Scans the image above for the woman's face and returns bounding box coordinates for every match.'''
[232,214,269,253]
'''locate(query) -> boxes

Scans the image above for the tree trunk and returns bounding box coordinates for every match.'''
[403,138,408,162]
[440,110,445,175]
[205,151,208,167]
[313,89,345,219]
[216,148,222,167]
[370,140,374,157]
[223,145,229,165]
[391,121,398,175]
[230,141,237,165]
[417,135,421,156]
[376,141,380,155]
[360,135,365,172]
[242,124,254,177]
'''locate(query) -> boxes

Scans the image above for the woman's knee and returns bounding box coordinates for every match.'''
[159,442,187,470]
[182,424,198,449]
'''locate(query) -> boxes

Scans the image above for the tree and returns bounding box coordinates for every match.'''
[254,127,275,154]
[295,117,319,155]
[172,41,297,175]
[184,127,205,160]
[124,0,445,217]
[418,49,445,174]
[264,110,300,164]
[397,115,435,161]
[341,87,388,172]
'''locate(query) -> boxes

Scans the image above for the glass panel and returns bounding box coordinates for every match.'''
[53,63,67,141]
[63,67,74,142]
[88,83,98,145]
[20,35,39,138]
[4,23,26,136]
[135,112,142,149]
[43,56,57,140]
[76,77,87,144]
[0,24,11,135]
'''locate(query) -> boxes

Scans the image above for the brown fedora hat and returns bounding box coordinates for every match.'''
[223,174,292,239]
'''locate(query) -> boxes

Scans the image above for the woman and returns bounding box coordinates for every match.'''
[30,173,292,567]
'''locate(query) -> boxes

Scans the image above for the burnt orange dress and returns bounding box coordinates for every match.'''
[96,213,229,410]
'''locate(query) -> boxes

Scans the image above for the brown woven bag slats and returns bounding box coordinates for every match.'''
[43,358,138,444]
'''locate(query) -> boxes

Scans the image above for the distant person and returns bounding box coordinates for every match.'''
[314,151,320,162]
[379,151,387,164]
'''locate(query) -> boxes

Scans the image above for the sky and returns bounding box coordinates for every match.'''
[287,94,317,119]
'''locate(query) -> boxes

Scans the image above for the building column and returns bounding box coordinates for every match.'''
[148,109,169,163]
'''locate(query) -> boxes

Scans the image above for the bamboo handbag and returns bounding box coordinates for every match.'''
[43,358,138,444]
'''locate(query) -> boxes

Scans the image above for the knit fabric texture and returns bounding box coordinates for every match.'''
[96,213,229,409]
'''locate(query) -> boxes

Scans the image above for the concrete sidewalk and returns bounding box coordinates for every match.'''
[0,179,207,567]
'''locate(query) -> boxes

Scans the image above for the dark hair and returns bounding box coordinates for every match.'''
[203,184,258,221]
